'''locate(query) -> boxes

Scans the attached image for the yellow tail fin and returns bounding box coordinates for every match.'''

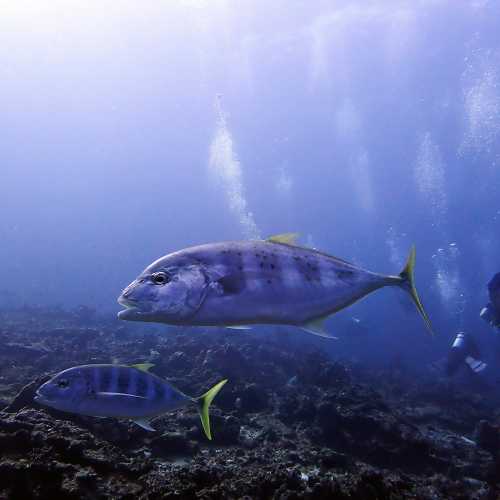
[399,246,434,336]
[197,379,228,440]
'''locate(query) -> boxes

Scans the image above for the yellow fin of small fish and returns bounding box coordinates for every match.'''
[267,233,300,245]
[131,363,155,372]
[300,316,338,339]
[132,418,156,432]
[197,379,228,440]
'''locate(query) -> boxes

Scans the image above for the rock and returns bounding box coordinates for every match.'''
[212,415,241,445]
[240,383,268,412]
[475,420,500,455]
[3,342,51,359]
[321,449,352,469]
[0,307,497,499]
[151,431,198,456]
[168,351,191,371]
[3,375,50,413]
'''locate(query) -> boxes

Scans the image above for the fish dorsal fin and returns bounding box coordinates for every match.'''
[132,418,156,432]
[300,315,338,339]
[267,233,356,268]
[131,363,155,372]
[267,233,300,245]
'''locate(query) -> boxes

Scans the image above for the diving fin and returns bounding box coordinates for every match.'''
[132,418,156,432]
[398,246,434,336]
[196,379,228,440]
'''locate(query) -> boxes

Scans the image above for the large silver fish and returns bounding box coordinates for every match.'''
[35,363,227,439]
[117,234,433,338]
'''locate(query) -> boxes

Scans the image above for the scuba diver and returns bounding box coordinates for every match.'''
[480,272,500,330]
[446,331,487,377]
[446,273,500,378]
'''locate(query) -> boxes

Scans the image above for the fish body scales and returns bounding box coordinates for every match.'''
[177,241,384,326]
[76,365,188,419]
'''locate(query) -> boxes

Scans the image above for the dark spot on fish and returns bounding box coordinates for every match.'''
[260,262,264,268]
[217,274,245,295]
[336,269,354,280]
[267,279,272,284]
[238,265,243,271]
[237,252,242,256]
[270,264,275,270]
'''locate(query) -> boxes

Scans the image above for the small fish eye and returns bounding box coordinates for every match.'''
[57,379,69,388]
[152,272,170,285]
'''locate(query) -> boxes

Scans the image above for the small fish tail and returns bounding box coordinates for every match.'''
[196,379,228,440]
[397,246,434,336]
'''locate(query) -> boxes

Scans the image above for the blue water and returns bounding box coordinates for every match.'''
[1,1,500,367]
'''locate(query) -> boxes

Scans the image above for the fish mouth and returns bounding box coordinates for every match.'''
[117,296,143,320]
[118,295,137,308]
[34,389,49,405]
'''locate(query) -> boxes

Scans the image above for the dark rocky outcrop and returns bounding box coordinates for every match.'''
[0,308,498,498]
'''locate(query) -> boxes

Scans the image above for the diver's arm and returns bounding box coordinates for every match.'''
[480,305,500,328]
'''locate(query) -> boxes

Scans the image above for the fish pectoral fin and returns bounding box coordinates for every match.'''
[96,392,148,400]
[300,316,338,339]
[132,418,156,432]
[131,363,155,372]
[267,233,300,245]
[225,325,253,330]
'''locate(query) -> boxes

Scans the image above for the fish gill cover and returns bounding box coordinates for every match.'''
[1,1,500,498]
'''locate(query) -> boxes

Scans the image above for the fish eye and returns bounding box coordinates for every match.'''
[152,272,170,285]
[57,379,69,388]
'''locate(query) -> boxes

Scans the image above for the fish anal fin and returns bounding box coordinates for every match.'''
[267,233,300,245]
[131,363,155,372]
[132,418,156,432]
[300,316,338,339]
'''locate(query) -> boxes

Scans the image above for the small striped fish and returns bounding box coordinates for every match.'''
[117,233,433,338]
[35,363,227,439]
